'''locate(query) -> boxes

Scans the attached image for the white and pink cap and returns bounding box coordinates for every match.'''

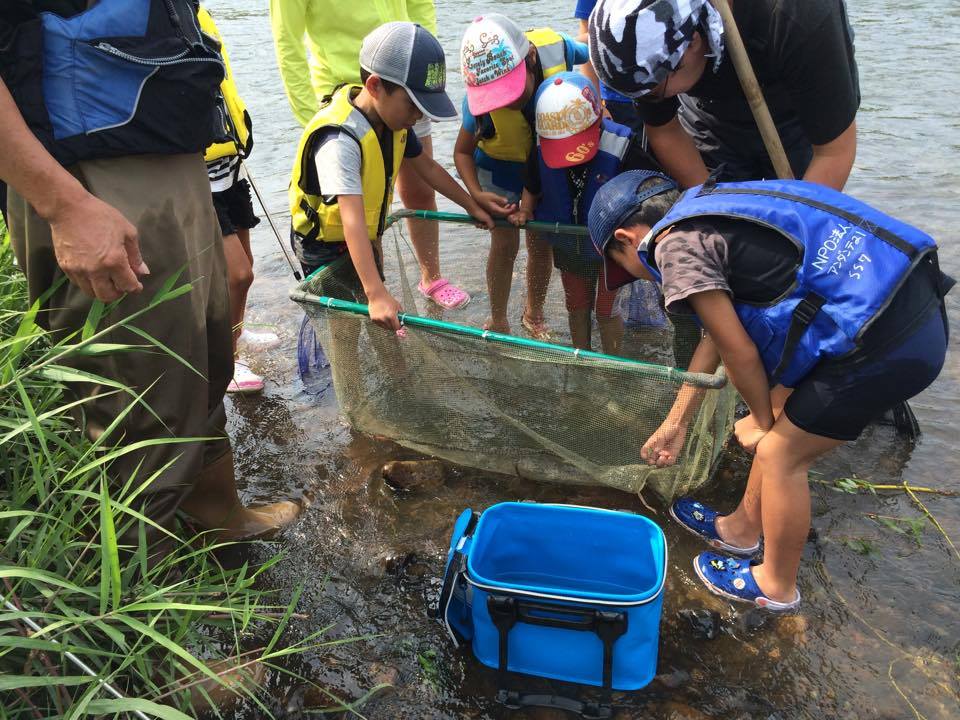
[460,14,530,116]
[534,72,603,168]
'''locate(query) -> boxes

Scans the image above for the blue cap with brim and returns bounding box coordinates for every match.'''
[587,169,678,290]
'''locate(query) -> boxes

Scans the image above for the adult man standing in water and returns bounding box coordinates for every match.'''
[0,0,300,554]
[588,0,860,189]
[270,0,471,310]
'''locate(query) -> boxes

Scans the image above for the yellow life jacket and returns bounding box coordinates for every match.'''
[477,28,569,163]
[199,6,253,162]
[289,85,406,244]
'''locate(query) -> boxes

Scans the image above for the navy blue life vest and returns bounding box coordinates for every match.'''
[642,179,940,387]
[535,119,632,262]
[1,0,223,167]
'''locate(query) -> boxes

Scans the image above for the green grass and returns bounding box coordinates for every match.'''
[0,229,337,718]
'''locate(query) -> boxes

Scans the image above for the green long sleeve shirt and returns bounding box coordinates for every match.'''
[269,0,438,126]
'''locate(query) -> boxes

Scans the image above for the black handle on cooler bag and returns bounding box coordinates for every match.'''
[487,595,627,719]
[428,511,479,646]
[497,690,613,720]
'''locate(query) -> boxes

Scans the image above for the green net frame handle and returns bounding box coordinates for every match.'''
[289,290,728,390]
[386,209,590,236]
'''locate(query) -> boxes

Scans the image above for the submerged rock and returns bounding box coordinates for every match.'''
[382,459,446,492]
[280,681,353,715]
[182,658,267,711]
[775,614,809,645]
[738,608,769,633]
[654,667,692,689]
[379,550,417,576]
[678,607,721,640]
[657,700,713,720]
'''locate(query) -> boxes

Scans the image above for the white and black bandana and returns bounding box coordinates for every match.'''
[588,0,724,98]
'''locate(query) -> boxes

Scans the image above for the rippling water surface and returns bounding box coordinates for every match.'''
[207,1,959,717]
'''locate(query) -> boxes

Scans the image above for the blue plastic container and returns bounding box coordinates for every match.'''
[436,502,667,694]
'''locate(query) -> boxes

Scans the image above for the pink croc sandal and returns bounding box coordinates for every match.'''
[418,278,471,310]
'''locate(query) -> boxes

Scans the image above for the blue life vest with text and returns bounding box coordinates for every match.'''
[1,0,223,167]
[535,119,632,262]
[642,179,940,387]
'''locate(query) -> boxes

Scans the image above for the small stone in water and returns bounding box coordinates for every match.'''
[382,459,445,492]
[739,608,768,632]
[654,667,691,688]
[381,551,417,575]
[679,608,720,640]
[776,615,809,645]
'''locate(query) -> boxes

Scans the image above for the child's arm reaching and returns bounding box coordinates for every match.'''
[338,194,402,331]
[453,127,517,216]
[641,333,716,467]
[687,290,774,453]
[407,152,499,228]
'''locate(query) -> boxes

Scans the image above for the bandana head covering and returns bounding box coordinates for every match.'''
[588,0,725,98]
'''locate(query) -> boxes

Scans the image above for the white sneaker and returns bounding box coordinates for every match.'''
[227,361,264,394]
[238,328,281,351]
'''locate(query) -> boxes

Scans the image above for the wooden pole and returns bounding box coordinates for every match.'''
[708,0,794,180]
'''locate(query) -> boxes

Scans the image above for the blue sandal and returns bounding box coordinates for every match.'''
[693,552,801,612]
[669,498,760,557]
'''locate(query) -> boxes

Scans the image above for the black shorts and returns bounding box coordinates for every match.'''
[211,178,260,236]
[783,304,948,441]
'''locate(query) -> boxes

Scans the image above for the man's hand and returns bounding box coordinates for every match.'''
[49,192,147,302]
[474,190,516,217]
[734,414,769,455]
[508,208,533,227]
[367,287,402,332]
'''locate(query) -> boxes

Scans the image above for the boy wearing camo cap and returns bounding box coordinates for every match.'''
[588,0,860,190]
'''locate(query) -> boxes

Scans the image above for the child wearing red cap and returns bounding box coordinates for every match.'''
[509,72,660,354]
[454,14,589,339]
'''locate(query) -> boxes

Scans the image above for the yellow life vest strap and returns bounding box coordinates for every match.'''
[476,28,570,164]
[199,6,253,163]
[526,28,568,80]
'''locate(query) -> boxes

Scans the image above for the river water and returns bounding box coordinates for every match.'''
[207,1,959,717]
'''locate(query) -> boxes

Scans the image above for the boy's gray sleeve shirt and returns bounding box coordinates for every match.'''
[313,131,363,197]
[653,225,731,314]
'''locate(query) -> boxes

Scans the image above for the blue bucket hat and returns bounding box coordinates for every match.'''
[588,169,678,290]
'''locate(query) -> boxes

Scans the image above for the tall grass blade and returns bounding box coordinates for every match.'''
[98,476,122,613]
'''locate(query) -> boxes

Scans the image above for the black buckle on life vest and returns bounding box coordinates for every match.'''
[772,292,826,380]
[697,164,726,196]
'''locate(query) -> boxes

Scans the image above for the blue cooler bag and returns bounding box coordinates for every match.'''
[434,503,667,717]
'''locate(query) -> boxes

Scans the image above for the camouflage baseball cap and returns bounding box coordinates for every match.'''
[588,0,724,98]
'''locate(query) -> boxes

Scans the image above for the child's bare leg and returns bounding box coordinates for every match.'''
[561,270,592,349]
[523,230,552,323]
[396,134,441,287]
[597,316,624,356]
[715,385,793,548]
[223,230,254,353]
[486,226,520,333]
[749,415,843,602]
[567,308,592,349]
[594,272,623,355]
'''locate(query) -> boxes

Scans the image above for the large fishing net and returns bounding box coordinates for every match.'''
[291,212,736,500]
